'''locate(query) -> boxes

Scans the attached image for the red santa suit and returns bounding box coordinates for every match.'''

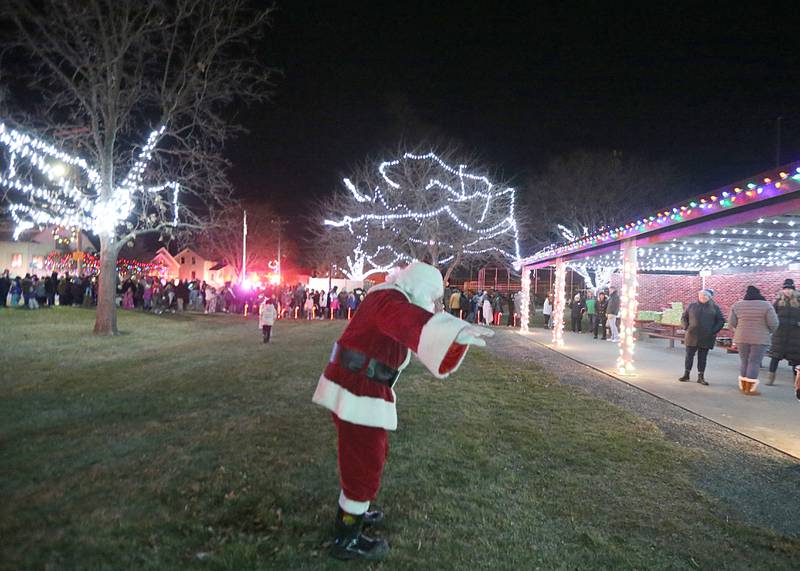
[313,262,480,516]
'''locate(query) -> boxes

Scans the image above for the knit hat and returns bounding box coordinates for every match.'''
[699,288,714,298]
[782,278,795,290]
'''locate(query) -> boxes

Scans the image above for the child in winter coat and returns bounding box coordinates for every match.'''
[259,297,278,343]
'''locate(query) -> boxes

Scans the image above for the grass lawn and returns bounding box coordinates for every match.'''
[1,307,799,570]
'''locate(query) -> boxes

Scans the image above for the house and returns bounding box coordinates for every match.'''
[152,246,224,284]
[0,224,94,276]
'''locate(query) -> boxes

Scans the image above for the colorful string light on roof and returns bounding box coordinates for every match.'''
[522,163,800,266]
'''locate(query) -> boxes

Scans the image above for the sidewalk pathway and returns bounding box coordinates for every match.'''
[515,326,800,458]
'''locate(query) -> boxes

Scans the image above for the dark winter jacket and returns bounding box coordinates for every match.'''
[570,297,585,317]
[769,292,800,362]
[681,301,725,349]
[595,296,608,319]
[606,292,621,315]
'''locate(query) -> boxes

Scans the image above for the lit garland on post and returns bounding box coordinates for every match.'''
[520,268,531,332]
[616,239,638,375]
[0,122,180,241]
[325,152,521,280]
[552,258,566,346]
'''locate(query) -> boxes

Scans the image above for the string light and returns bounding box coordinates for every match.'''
[325,152,521,280]
[522,165,800,265]
[520,269,531,332]
[0,122,181,242]
[45,251,166,276]
[552,259,566,346]
[616,241,638,375]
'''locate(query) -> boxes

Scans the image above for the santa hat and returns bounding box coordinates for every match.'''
[385,261,444,310]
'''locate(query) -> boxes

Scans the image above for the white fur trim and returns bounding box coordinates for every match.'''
[375,262,443,310]
[339,490,369,515]
[399,348,412,371]
[417,312,470,379]
[312,375,398,430]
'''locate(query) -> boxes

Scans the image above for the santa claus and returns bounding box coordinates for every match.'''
[312,261,494,560]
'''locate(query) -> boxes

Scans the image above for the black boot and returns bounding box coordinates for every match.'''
[331,508,389,561]
[363,508,385,529]
[696,372,708,386]
[678,370,690,382]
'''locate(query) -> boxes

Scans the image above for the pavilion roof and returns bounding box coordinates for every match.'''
[520,160,800,268]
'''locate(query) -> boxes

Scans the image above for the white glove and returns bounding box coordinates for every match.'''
[455,325,495,347]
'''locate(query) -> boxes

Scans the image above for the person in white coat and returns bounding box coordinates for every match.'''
[482,292,494,326]
[259,297,278,343]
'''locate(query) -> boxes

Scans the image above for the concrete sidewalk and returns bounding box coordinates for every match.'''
[516,326,800,459]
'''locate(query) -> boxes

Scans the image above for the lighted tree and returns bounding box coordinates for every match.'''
[0,0,275,334]
[317,147,521,282]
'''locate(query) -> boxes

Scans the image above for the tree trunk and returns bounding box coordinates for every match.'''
[442,251,461,285]
[93,235,119,335]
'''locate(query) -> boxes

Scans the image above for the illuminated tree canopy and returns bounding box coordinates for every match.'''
[319,149,521,281]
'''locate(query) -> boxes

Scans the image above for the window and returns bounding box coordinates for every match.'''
[180,256,185,264]
[191,256,196,265]
[11,253,22,268]
[31,255,44,270]
[191,271,196,279]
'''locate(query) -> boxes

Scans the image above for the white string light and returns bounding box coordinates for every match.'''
[0,122,180,242]
[326,152,521,280]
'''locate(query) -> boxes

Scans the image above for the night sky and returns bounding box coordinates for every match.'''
[227,3,800,243]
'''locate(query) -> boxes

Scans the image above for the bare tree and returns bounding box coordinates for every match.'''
[0,0,275,334]
[523,150,679,248]
[523,150,680,290]
[318,144,521,283]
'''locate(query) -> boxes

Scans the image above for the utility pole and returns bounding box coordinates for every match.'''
[273,216,288,284]
[241,209,247,283]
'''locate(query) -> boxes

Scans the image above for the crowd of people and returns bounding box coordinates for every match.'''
[444,286,523,326]
[535,277,800,400]
[0,270,374,319]
[680,279,800,399]
[0,270,96,309]
[539,286,623,342]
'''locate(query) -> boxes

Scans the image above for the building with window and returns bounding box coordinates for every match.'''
[0,224,93,276]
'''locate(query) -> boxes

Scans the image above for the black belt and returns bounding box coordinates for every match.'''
[330,343,400,388]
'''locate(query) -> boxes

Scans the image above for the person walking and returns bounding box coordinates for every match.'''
[542,293,553,329]
[678,289,725,386]
[767,279,800,385]
[259,296,278,343]
[729,285,779,396]
[594,291,608,339]
[606,286,621,342]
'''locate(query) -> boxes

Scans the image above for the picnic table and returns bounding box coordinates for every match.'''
[636,320,684,348]
[636,320,738,352]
